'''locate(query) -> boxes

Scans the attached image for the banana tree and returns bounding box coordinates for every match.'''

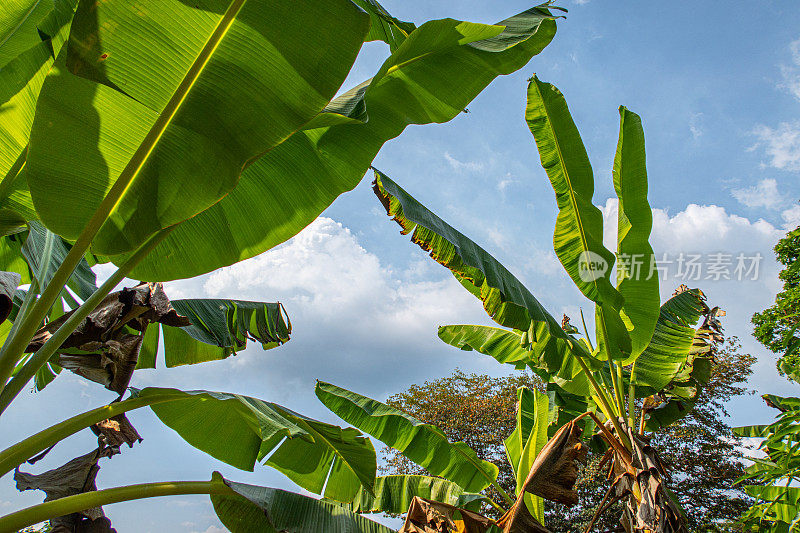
[371,77,726,531]
[0,0,566,529]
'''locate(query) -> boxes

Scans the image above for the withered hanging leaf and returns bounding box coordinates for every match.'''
[91,413,142,448]
[15,446,119,532]
[0,270,21,324]
[519,420,587,505]
[26,283,188,393]
[399,496,494,533]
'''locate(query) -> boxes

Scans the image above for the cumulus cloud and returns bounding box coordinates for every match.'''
[783,204,800,229]
[161,217,494,400]
[751,121,800,171]
[731,178,782,209]
[600,198,786,393]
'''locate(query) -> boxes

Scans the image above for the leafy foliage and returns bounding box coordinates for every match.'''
[752,225,800,382]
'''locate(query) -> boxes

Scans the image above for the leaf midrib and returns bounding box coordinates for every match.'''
[533,79,617,358]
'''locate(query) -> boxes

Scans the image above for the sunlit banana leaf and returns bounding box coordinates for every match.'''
[630,288,708,394]
[525,76,630,361]
[0,1,76,236]
[27,0,370,255]
[211,473,394,533]
[505,387,548,522]
[640,290,722,430]
[121,5,560,281]
[135,387,376,503]
[136,299,291,369]
[348,475,486,514]
[613,106,659,361]
[351,0,416,52]
[316,381,498,493]
[0,0,76,68]
[374,170,596,389]
[438,324,537,370]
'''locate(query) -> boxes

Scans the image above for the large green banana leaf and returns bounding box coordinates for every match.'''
[0,1,75,236]
[504,386,548,522]
[134,387,376,503]
[374,170,596,389]
[351,0,416,52]
[26,0,370,256]
[613,106,660,361]
[525,76,630,361]
[639,291,721,431]
[438,325,537,371]
[348,475,486,514]
[436,323,590,396]
[315,381,498,493]
[630,288,708,394]
[137,298,291,368]
[211,473,394,533]
[0,0,75,68]
[120,5,560,281]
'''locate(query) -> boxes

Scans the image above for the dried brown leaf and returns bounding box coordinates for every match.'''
[399,496,494,533]
[520,420,587,505]
[15,446,118,532]
[91,413,142,448]
[26,283,188,393]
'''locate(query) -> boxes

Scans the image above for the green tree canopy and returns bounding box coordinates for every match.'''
[752,224,800,381]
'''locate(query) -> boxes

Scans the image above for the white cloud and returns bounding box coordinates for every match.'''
[783,204,800,229]
[190,527,226,533]
[778,37,800,101]
[689,112,703,139]
[444,151,484,172]
[172,217,494,398]
[731,178,782,209]
[751,121,800,171]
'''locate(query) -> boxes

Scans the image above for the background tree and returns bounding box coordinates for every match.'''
[383,337,755,531]
[382,370,542,517]
[752,224,800,381]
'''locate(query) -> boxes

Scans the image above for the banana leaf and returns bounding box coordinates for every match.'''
[348,475,487,514]
[525,75,630,361]
[630,288,708,394]
[315,380,498,493]
[136,298,291,368]
[211,473,394,533]
[438,325,538,371]
[134,387,376,503]
[351,0,416,52]
[613,106,660,361]
[374,170,596,391]
[640,290,721,430]
[0,1,75,236]
[505,387,548,522]
[0,0,76,68]
[120,5,560,281]
[27,0,370,255]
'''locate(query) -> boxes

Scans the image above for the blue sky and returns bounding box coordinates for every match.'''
[3,1,800,531]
